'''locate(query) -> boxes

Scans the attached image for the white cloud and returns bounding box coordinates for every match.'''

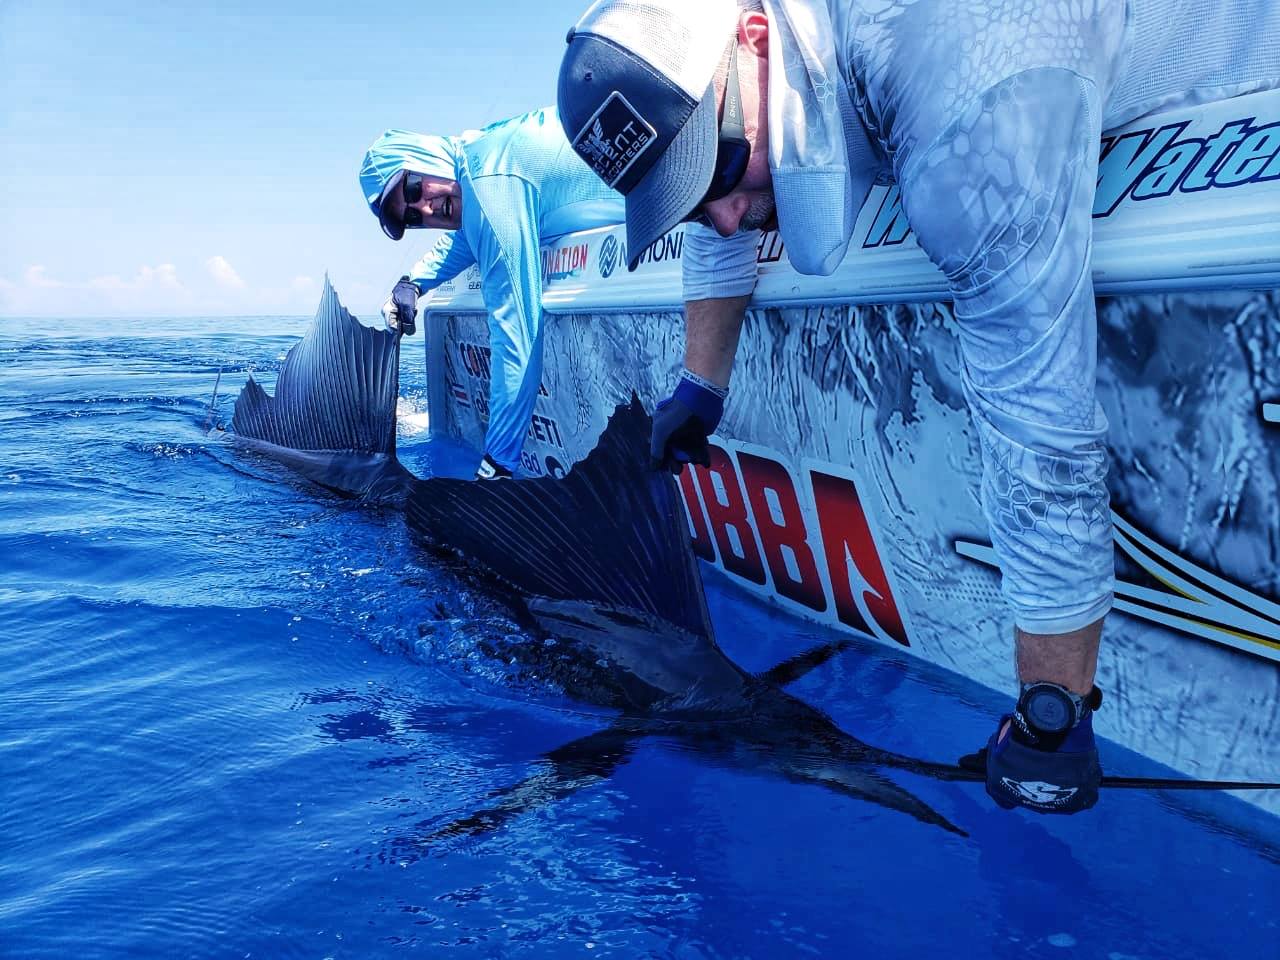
[24,265,62,288]
[206,255,245,289]
[1,259,334,316]
[89,263,184,292]
[1,263,194,315]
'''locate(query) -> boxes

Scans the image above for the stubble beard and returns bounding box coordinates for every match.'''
[739,192,776,232]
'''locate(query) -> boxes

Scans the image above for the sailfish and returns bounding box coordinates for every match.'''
[231,280,973,838]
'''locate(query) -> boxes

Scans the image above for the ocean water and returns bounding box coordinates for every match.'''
[1,315,1277,960]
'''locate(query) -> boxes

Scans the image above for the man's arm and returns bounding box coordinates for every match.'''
[683,295,749,388]
[408,230,478,292]
[901,68,1112,814]
[382,232,478,335]
[649,225,759,472]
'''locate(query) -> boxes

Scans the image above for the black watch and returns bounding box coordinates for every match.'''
[1017,682,1103,735]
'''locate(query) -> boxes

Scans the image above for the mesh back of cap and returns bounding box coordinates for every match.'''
[573,0,740,99]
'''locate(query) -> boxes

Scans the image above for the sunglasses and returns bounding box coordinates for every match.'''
[400,172,428,229]
[683,43,751,224]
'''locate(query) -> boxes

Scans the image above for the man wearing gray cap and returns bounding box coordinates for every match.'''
[557,0,1279,813]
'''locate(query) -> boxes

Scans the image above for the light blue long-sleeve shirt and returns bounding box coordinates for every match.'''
[409,107,623,471]
[684,0,1278,633]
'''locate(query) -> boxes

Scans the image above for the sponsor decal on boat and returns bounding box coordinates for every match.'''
[857,114,1280,247]
[956,515,1280,662]
[1094,116,1280,217]
[597,234,621,279]
[597,227,784,278]
[542,241,590,283]
[676,439,912,648]
[526,412,566,451]
[756,230,785,264]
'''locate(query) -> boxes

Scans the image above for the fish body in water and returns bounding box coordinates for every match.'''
[231,280,967,837]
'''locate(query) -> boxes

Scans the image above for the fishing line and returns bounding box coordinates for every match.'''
[204,366,224,434]
[953,751,1280,792]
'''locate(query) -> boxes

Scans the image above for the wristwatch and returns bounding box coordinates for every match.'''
[1017,682,1103,735]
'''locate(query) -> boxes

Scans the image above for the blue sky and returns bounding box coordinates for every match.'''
[0,0,594,318]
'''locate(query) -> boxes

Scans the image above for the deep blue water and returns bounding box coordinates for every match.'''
[1,315,1277,960]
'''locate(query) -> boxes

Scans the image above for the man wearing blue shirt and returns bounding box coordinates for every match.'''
[360,110,623,478]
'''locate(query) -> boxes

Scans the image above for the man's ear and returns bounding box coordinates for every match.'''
[739,11,768,57]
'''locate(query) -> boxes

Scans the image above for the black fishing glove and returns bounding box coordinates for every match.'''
[475,453,513,480]
[650,371,726,474]
[381,276,419,337]
[973,683,1103,815]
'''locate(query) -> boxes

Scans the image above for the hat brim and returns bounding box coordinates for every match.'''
[377,169,407,241]
[624,82,719,271]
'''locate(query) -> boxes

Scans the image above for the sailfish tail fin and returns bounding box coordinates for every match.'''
[230,278,410,498]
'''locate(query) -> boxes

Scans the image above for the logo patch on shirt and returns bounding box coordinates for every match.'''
[572,92,658,188]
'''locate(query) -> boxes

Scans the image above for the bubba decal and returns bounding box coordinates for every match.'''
[677,440,911,648]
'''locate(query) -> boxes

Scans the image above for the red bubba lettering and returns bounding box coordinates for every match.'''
[737,452,827,612]
[693,446,766,585]
[677,468,716,561]
[809,471,908,646]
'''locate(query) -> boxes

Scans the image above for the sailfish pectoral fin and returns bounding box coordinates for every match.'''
[756,639,854,688]
[424,725,646,843]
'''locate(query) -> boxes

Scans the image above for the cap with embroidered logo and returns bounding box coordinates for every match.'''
[557,0,740,270]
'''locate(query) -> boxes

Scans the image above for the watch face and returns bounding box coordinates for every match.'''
[1025,687,1073,733]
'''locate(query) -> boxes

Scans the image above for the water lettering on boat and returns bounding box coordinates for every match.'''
[1095,117,1280,217]
[855,114,1280,246]
[861,185,912,249]
[757,230,785,263]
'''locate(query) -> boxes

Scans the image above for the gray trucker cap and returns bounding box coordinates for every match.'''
[558,0,740,270]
